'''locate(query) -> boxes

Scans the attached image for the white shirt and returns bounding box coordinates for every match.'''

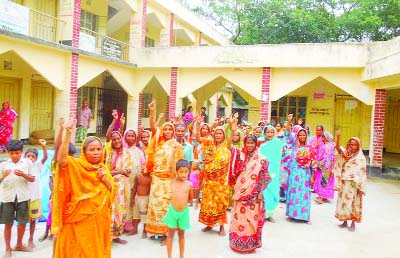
[0,158,33,203]
[29,160,43,201]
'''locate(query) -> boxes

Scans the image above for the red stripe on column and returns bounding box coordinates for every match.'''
[169,13,175,47]
[69,53,79,120]
[140,0,148,48]
[372,89,387,168]
[260,67,271,121]
[168,67,178,121]
[138,93,144,130]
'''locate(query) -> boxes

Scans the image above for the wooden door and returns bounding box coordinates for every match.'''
[385,101,400,153]
[30,81,53,133]
[0,78,20,139]
[335,97,362,146]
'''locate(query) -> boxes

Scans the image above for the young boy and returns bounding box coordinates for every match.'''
[25,139,48,248]
[0,140,35,258]
[162,155,193,258]
[129,170,152,238]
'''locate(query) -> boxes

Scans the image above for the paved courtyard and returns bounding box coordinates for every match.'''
[1,178,400,258]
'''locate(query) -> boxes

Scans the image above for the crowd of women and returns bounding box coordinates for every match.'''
[1,99,367,257]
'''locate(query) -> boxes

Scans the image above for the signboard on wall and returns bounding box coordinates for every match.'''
[79,32,96,53]
[101,38,122,60]
[0,0,29,35]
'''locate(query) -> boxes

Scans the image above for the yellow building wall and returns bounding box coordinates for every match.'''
[81,0,108,16]
[146,24,161,47]
[111,23,130,43]
[290,79,371,150]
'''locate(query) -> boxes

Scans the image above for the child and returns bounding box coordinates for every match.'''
[189,160,200,209]
[25,139,48,248]
[0,140,35,258]
[162,156,193,258]
[130,170,152,238]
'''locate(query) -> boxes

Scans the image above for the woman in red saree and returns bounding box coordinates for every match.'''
[0,102,18,153]
[228,134,270,253]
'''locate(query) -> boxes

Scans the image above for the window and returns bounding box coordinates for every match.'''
[145,37,155,48]
[143,93,152,117]
[80,9,98,32]
[271,96,307,124]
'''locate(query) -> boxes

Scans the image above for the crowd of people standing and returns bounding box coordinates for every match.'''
[0,99,367,258]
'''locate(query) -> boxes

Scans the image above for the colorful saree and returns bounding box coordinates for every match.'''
[52,137,115,258]
[335,137,367,222]
[229,147,270,253]
[259,132,282,218]
[312,132,336,200]
[145,123,183,235]
[286,129,314,222]
[198,128,231,227]
[105,133,134,238]
[0,103,17,151]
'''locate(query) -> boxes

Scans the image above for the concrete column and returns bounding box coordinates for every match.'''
[57,0,75,43]
[260,67,271,122]
[126,94,140,131]
[371,89,387,168]
[129,0,147,48]
[159,13,174,47]
[18,76,31,139]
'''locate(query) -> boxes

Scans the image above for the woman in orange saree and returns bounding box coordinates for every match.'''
[52,123,115,258]
[229,134,270,253]
[195,119,231,236]
[145,101,183,237]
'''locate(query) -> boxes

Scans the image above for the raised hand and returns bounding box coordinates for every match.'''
[120,113,126,124]
[148,100,156,111]
[38,139,47,147]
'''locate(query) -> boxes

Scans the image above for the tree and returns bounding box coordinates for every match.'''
[190,0,400,44]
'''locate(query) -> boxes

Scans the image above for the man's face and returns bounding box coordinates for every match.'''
[9,150,22,163]
[175,126,185,140]
[82,101,88,108]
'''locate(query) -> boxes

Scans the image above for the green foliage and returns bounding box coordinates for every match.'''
[191,0,400,44]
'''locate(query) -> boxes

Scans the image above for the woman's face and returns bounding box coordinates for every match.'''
[84,140,103,164]
[125,131,136,145]
[349,139,359,153]
[275,124,282,131]
[214,129,225,143]
[163,125,174,140]
[265,128,275,140]
[244,138,256,154]
[231,130,240,143]
[316,126,323,137]
[201,125,210,136]
[2,103,9,110]
[298,130,307,143]
[254,128,261,138]
[111,133,123,149]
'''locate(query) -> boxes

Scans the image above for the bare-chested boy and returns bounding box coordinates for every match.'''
[130,171,152,238]
[162,146,193,258]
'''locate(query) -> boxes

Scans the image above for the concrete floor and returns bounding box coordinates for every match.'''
[1,178,400,258]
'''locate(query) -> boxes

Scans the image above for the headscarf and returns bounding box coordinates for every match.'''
[123,128,137,148]
[52,136,114,234]
[108,131,124,170]
[231,129,244,148]
[145,122,175,173]
[213,126,226,145]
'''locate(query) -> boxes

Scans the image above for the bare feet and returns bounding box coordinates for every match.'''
[28,240,35,249]
[338,221,348,228]
[349,222,356,232]
[13,245,33,252]
[142,232,148,239]
[267,217,276,223]
[2,250,11,258]
[126,230,138,236]
[160,239,167,246]
[201,226,212,232]
[219,226,226,236]
[112,238,128,245]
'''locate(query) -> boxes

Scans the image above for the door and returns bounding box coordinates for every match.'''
[385,101,400,153]
[335,96,362,146]
[0,78,20,139]
[30,81,53,133]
